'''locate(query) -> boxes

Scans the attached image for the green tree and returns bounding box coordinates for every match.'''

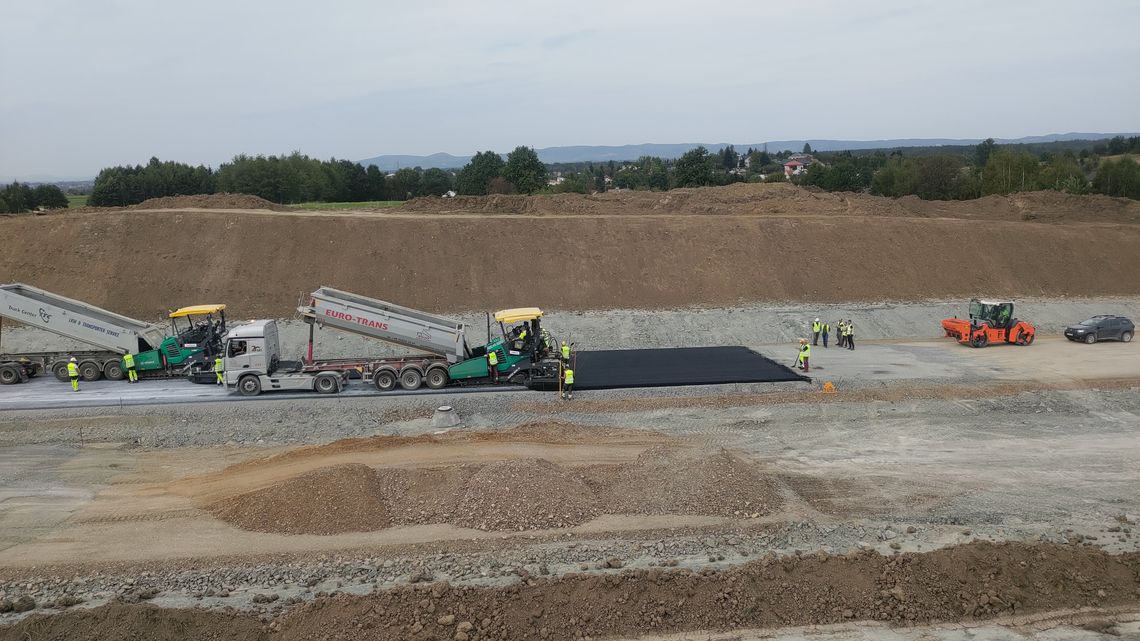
[420,168,453,196]
[32,184,69,209]
[802,142,813,154]
[1038,153,1087,192]
[720,145,739,171]
[455,151,505,195]
[503,146,547,194]
[674,146,716,187]
[389,168,421,200]
[981,149,1040,195]
[912,155,963,200]
[365,165,387,200]
[1092,157,1140,199]
[974,138,996,167]
[870,158,916,197]
[0,196,8,213]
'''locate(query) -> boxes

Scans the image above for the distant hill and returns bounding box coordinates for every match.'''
[359,133,1137,170]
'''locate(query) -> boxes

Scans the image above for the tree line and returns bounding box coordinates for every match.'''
[77,135,1140,208]
[0,182,69,213]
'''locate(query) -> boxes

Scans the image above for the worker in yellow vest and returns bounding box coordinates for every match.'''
[797,339,811,372]
[812,318,822,345]
[561,366,574,400]
[821,321,830,349]
[67,357,80,392]
[845,320,855,350]
[560,340,571,363]
[214,356,224,385]
[487,349,499,383]
[123,352,138,383]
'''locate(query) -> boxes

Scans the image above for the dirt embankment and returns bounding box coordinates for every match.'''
[1,184,1139,318]
[5,543,1138,641]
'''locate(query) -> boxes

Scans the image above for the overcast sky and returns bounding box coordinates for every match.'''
[2,0,1138,180]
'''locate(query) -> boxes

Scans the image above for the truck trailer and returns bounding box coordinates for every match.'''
[0,282,226,385]
[224,286,563,396]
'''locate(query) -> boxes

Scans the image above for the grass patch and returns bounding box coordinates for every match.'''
[67,194,89,208]
[288,200,404,210]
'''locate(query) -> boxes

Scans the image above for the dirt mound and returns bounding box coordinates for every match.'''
[0,603,270,641]
[11,543,1134,640]
[5,194,1139,317]
[593,446,779,517]
[132,192,289,211]
[453,458,600,531]
[206,464,391,535]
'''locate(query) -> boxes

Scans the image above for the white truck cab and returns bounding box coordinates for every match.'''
[223,320,346,396]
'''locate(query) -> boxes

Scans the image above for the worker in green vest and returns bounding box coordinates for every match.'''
[560,340,571,363]
[487,349,499,383]
[845,320,855,350]
[797,339,811,372]
[561,366,574,400]
[214,356,224,385]
[123,352,138,383]
[821,321,830,349]
[812,318,822,345]
[67,357,80,392]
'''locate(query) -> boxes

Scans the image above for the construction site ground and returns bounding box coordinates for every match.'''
[1,187,1139,639]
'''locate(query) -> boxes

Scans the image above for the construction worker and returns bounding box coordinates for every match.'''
[487,348,499,383]
[561,366,574,400]
[214,355,224,385]
[67,357,80,392]
[812,318,821,346]
[123,352,138,383]
[845,320,855,350]
[837,320,847,348]
[797,339,811,372]
[821,320,830,348]
[560,340,571,363]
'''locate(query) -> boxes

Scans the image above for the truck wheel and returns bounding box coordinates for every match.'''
[425,368,449,389]
[79,360,102,381]
[970,333,988,348]
[52,361,70,382]
[0,365,20,385]
[314,374,340,394]
[373,370,397,392]
[1122,331,1133,343]
[1084,333,1097,344]
[237,375,261,396]
[399,369,423,391]
[103,360,125,380]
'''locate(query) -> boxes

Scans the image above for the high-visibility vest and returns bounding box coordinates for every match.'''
[561,344,570,359]
[845,324,853,336]
[487,350,499,366]
[214,357,224,373]
[518,329,528,341]
[822,323,829,333]
[812,321,821,332]
[67,362,79,377]
[563,368,574,385]
[801,344,811,358]
[123,353,135,368]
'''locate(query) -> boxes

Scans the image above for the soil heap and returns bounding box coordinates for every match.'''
[206,464,391,535]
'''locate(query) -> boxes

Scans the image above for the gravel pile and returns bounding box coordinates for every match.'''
[207,464,391,535]
[593,446,778,518]
[453,459,600,531]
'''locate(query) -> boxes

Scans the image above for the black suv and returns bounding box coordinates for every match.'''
[1064,315,1134,344]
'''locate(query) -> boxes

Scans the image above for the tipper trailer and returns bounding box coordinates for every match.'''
[0,282,226,385]
[224,286,563,396]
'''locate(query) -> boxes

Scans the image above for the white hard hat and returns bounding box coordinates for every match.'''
[815,318,820,322]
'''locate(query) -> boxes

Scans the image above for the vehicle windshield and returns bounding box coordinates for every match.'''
[1079,318,1102,326]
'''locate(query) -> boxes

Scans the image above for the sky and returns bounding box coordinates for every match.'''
[1,0,1138,180]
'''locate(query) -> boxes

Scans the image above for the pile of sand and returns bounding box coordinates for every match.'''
[133,193,288,211]
[206,464,390,535]
[592,446,778,517]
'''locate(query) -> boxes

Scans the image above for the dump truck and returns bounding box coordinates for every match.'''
[941,298,1036,348]
[0,283,226,385]
[223,286,562,396]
